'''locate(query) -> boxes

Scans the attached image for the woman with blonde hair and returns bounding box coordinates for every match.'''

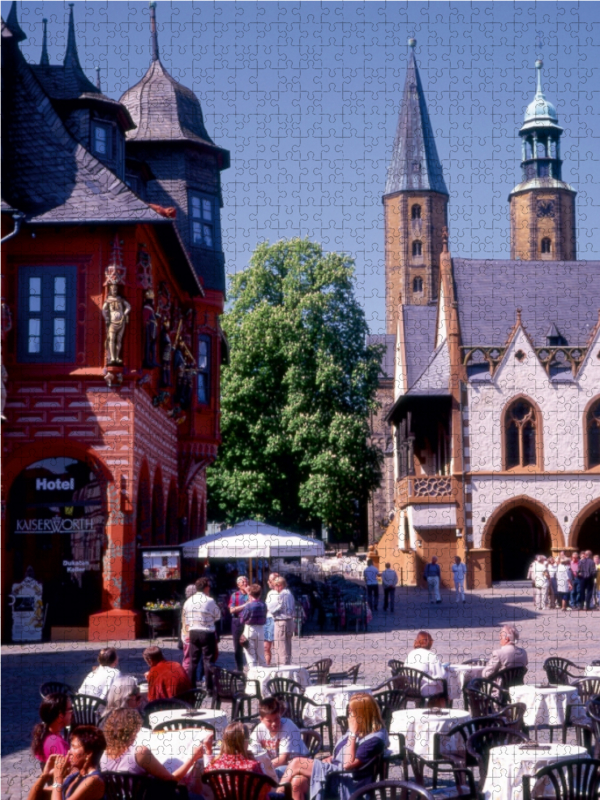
[276,693,388,800]
[100,708,206,781]
[204,722,264,775]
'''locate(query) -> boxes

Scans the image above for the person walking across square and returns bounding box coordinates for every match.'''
[423,556,442,604]
[182,577,221,692]
[363,559,380,612]
[380,563,398,613]
[451,556,467,603]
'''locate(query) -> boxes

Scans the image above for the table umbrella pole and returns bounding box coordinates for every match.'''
[249,558,253,583]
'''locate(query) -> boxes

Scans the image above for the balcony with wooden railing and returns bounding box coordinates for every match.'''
[396,475,455,507]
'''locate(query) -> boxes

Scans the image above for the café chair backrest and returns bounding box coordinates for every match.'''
[300,728,322,757]
[40,682,73,699]
[307,658,332,685]
[103,770,187,800]
[388,660,404,677]
[265,677,305,697]
[348,780,435,800]
[495,666,528,689]
[329,663,362,686]
[202,769,284,800]
[577,679,600,706]
[372,690,408,728]
[543,657,584,686]
[141,698,191,729]
[153,719,215,734]
[522,758,600,800]
[466,726,528,787]
[175,688,207,709]
[71,693,107,728]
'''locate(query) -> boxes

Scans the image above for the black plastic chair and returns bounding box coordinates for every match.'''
[71,693,107,727]
[437,716,506,769]
[231,691,260,726]
[141,698,191,728]
[307,658,332,685]
[522,757,600,800]
[40,682,73,698]
[588,702,600,759]
[153,719,215,734]
[175,688,208,709]
[211,666,248,713]
[349,781,435,800]
[388,660,404,677]
[301,728,322,757]
[324,752,387,799]
[203,769,289,800]
[265,677,305,697]
[274,691,334,751]
[103,770,188,800]
[543,657,585,686]
[464,678,509,718]
[329,663,362,686]
[391,667,448,708]
[489,702,528,732]
[406,748,478,798]
[495,666,528,689]
[372,689,408,728]
[466,726,528,789]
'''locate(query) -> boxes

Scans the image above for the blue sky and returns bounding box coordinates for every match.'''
[5,1,599,333]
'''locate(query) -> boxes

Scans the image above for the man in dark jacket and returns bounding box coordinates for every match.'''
[424,556,442,604]
[578,550,597,611]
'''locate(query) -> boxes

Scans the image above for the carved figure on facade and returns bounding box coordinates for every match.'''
[159,318,173,387]
[142,289,159,369]
[136,244,153,290]
[1,298,13,421]
[103,283,131,366]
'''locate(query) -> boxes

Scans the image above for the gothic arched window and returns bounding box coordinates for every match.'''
[587,399,600,469]
[411,204,421,220]
[541,237,552,254]
[413,277,424,294]
[412,240,422,257]
[504,398,539,469]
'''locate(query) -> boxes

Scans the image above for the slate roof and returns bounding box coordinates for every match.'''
[402,305,438,388]
[367,334,397,380]
[406,339,450,396]
[452,258,600,348]
[385,44,448,197]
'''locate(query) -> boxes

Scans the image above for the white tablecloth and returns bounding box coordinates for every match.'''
[482,742,588,800]
[304,684,373,725]
[149,728,211,772]
[246,664,311,698]
[148,708,228,740]
[584,665,600,678]
[446,664,485,704]
[509,684,577,728]
[389,708,470,759]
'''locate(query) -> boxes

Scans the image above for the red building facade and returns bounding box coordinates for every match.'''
[1,5,228,642]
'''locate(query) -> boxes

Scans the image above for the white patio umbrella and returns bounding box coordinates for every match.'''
[182,519,325,560]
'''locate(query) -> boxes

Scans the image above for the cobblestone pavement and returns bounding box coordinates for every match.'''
[3,583,599,799]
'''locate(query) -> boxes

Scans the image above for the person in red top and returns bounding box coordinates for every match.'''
[143,646,191,701]
[204,722,264,776]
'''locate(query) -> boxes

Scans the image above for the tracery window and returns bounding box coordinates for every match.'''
[412,240,422,257]
[587,399,600,469]
[505,398,538,469]
[411,204,421,220]
[541,237,552,254]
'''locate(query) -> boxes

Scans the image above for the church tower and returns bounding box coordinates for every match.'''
[509,60,576,261]
[384,39,449,332]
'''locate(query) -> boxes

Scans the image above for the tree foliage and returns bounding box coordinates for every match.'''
[206,238,384,539]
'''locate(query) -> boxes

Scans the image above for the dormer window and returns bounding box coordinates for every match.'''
[190,192,216,249]
[92,121,114,159]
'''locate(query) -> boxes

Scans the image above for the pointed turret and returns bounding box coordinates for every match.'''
[6,1,26,42]
[509,59,576,261]
[383,39,449,327]
[40,19,50,65]
[63,4,81,70]
[385,39,448,197]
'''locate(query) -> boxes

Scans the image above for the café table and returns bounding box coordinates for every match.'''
[246,664,311,698]
[148,708,228,740]
[482,742,588,800]
[445,664,485,706]
[509,684,578,729]
[389,708,470,759]
[584,664,600,678]
[303,684,373,726]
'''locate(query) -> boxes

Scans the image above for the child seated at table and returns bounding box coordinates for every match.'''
[250,697,308,778]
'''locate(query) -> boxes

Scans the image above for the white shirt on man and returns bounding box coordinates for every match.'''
[250,717,308,761]
[452,562,467,582]
[183,591,221,632]
[78,665,121,699]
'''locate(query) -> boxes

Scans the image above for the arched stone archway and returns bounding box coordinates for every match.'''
[481,495,565,582]
[570,497,600,552]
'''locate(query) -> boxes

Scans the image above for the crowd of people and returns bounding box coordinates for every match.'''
[528,550,600,612]
[364,555,468,609]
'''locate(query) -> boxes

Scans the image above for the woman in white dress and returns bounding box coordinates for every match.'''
[404,631,447,707]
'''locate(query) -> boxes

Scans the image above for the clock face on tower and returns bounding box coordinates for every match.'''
[536,200,555,218]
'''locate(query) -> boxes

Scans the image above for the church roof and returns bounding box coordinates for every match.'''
[119,3,224,160]
[452,258,600,348]
[384,39,448,197]
[406,339,450,396]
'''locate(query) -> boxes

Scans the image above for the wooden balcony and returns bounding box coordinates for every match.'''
[396,475,455,507]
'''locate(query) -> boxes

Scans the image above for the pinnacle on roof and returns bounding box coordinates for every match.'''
[63,4,81,71]
[522,59,558,129]
[385,38,448,197]
[40,18,50,65]
[119,1,221,153]
[6,1,26,42]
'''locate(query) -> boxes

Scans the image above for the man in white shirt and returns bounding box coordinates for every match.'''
[530,555,550,611]
[380,563,398,613]
[182,576,221,691]
[250,697,308,778]
[78,647,121,699]
[267,577,295,666]
[363,559,380,612]
[452,556,467,603]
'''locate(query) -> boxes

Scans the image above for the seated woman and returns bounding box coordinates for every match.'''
[78,648,121,700]
[31,693,73,767]
[100,708,206,781]
[205,721,265,775]
[99,677,142,725]
[27,725,105,800]
[276,693,388,800]
[404,630,447,706]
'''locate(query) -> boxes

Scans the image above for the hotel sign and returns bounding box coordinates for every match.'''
[15,518,96,534]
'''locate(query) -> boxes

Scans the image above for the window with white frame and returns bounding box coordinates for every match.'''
[197,335,211,404]
[18,267,77,362]
[190,192,216,249]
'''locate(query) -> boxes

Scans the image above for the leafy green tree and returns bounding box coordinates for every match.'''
[206,238,384,540]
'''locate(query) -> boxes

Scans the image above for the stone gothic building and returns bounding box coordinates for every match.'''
[369,41,600,589]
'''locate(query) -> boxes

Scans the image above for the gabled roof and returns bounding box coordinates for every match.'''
[367,333,397,380]
[402,305,438,388]
[452,258,600,348]
[384,41,448,197]
[406,339,450,396]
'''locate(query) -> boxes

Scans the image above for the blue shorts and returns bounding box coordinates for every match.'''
[264,617,274,642]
